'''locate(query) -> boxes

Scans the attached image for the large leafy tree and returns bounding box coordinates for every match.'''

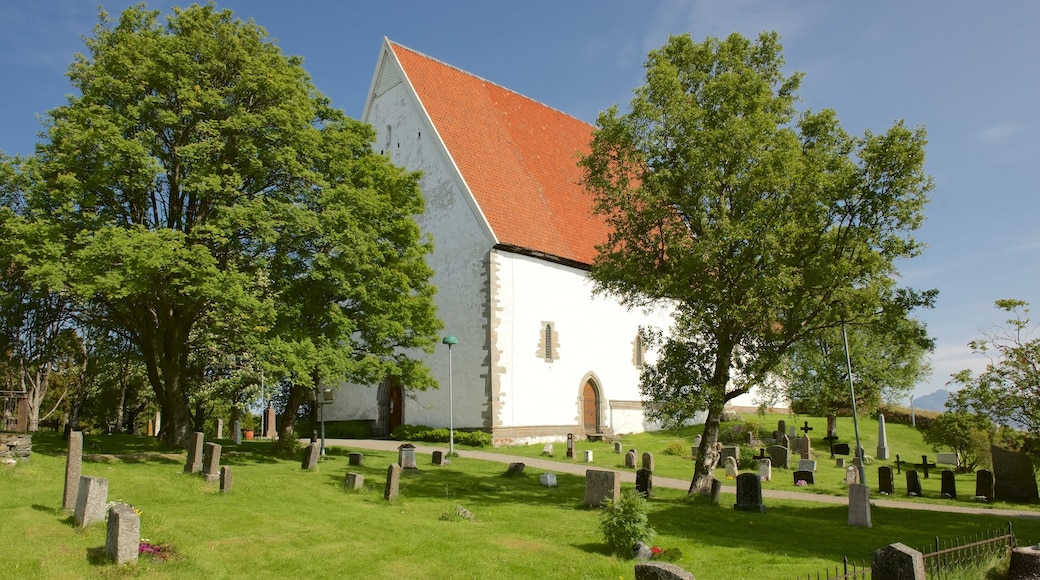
[947,299,1040,438]
[580,32,932,495]
[6,5,440,446]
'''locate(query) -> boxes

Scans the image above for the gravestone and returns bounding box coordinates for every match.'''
[844,465,859,486]
[63,431,83,510]
[894,454,908,474]
[146,419,153,437]
[848,483,872,528]
[693,434,702,449]
[878,466,895,494]
[799,434,812,460]
[232,420,242,445]
[625,449,638,469]
[505,462,525,476]
[184,432,205,474]
[202,442,222,482]
[540,472,557,487]
[766,445,789,469]
[709,478,722,505]
[788,426,797,440]
[220,466,233,493]
[344,472,364,491]
[634,561,695,580]
[871,543,925,580]
[793,470,814,486]
[822,434,840,458]
[781,434,792,453]
[566,433,575,459]
[263,403,277,439]
[106,503,140,565]
[758,458,772,482]
[584,469,620,506]
[936,451,959,465]
[914,455,936,479]
[636,468,653,498]
[734,472,766,513]
[384,464,402,501]
[1009,546,1040,580]
[398,444,417,469]
[154,411,161,436]
[724,456,738,479]
[835,458,846,468]
[348,452,363,466]
[834,443,851,456]
[940,469,957,499]
[584,450,594,462]
[875,413,889,460]
[719,445,739,465]
[302,443,320,470]
[797,458,817,473]
[641,452,655,473]
[432,451,448,466]
[975,469,994,500]
[992,445,1040,502]
[75,475,108,527]
[216,419,224,440]
[777,420,786,439]
[905,470,923,496]
[542,443,554,455]
[613,441,622,454]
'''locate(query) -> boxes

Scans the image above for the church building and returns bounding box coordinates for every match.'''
[325,39,703,445]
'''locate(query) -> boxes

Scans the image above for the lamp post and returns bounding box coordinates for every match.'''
[442,335,458,456]
[841,321,866,486]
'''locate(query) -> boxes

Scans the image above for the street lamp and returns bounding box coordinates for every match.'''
[442,335,458,456]
[841,321,866,486]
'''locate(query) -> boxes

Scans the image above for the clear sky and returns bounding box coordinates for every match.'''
[1,1,1037,404]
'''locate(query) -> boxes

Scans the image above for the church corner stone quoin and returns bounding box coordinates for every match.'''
[324,39,779,446]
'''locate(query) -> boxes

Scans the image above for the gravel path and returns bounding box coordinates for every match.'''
[322,439,1040,519]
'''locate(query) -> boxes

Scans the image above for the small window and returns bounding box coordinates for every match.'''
[545,324,553,361]
[538,321,557,362]
[635,334,644,367]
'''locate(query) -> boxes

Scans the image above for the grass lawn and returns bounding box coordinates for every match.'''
[2,425,1038,579]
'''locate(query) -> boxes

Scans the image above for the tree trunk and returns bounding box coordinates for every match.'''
[689,403,724,496]
[826,414,838,438]
[274,383,308,453]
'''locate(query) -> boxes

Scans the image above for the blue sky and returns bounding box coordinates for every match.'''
[1,1,1038,404]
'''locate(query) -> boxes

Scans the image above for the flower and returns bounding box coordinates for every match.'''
[651,546,663,555]
[795,480,808,487]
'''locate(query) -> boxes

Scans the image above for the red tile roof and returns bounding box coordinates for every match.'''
[390,42,609,267]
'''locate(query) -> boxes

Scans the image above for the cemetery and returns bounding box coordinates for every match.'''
[3,413,1040,579]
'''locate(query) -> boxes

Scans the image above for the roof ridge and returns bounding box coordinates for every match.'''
[387,39,594,130]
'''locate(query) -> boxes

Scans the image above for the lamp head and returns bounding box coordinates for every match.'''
[442,335,458,346]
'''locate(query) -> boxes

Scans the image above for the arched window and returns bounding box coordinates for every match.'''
[635,333,644,367]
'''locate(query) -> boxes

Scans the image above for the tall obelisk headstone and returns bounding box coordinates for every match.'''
[876,413,890,460]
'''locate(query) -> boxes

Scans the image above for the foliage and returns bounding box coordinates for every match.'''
[321,420,374,439]
[770,310,935,419]
[600,489,655,558]
[718,421,762,445]
[947,300,1040,440]
[738,445,760,470]
[661,440,689,457]
[579,32,932,494]
[921,410,992,471]
[391,424,493,447]
[1,4,440,447]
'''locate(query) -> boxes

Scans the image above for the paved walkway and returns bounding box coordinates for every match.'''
[323,439,1040,519]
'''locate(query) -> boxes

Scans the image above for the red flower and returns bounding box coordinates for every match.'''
[651,546,663,555]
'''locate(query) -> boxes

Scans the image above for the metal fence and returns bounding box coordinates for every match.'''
[799,521,1017,580]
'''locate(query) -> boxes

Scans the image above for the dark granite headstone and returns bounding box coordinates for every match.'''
[905,470,923,496]
[940,469,957,499]
[834,443,851,456]
[766,445,789,469]
[992,445,1040,503]
[793,470,814,486]
[976,469,994,500]
[734,472,766,512]
[719,445,739,467]
[432,451,448,466]
[636,468,653,498]
[348,452,363,466]
[878,466,895,494]
[709,478,722,505]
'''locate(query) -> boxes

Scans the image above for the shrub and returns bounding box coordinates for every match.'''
[391,425,492,447]
[661,441,689,457]
[322,421,373,439]
[738,446,759,470]
[600,489,655,558]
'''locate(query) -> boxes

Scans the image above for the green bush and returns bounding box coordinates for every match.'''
[391,425,492,447]
[600,489,655,558]
[322,421,373,439]
[738,446,759,470]
[661,440,689,457]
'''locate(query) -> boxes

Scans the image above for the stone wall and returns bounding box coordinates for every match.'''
[0,433,31,461]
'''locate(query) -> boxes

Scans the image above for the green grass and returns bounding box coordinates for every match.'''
[2,428,1038,579]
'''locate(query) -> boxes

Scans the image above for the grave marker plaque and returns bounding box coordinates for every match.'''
[585,469,620,506]
[766,445,789,469]
[734,472,766,512]
[975,469,994,500]
[302,443,320,470]
[348,452,363,466]
[906,470,923,496]
[793,470,814,486]
[758,458,772,482]
[878,466,895,494]
[940,469,957,499]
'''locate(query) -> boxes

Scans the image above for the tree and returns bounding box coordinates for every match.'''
[580,32,932,495]
[921,410,991,471]
[6,5,440,446]
[771,293,935,435]
[947,299,1040,438]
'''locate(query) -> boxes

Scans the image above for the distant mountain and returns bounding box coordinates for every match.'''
[912,389,951,413]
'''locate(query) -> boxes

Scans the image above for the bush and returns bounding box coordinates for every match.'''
[322,421,373,439]
[600,489,655,558]
[738,446,759,470]
[390,424,492,447]
[661,441,689,457]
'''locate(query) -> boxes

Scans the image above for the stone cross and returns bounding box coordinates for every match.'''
[914,455,937,479]
[894,454,907,474]
[822,434,839,459]
[800,421,814,436]
[756,448,768,462]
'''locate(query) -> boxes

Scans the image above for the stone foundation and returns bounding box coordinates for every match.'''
[0,433,31,461]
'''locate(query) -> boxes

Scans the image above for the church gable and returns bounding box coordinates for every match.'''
[385,41,610,267]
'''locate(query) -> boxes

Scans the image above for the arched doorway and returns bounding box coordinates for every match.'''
[582,379,600,434]
[376,377,405,437]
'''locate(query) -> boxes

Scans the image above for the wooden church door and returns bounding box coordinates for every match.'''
[582,380,599,432]
[389,384,403,432]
